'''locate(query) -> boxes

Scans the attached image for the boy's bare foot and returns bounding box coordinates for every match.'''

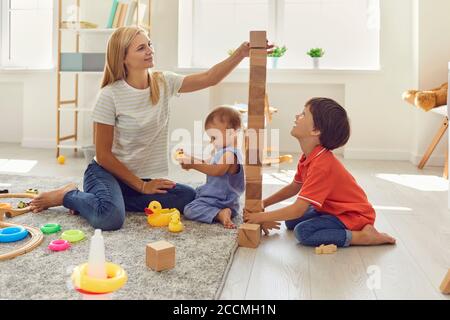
[350,224,396,246]
[215,208,236,229]
[30,183,78,213]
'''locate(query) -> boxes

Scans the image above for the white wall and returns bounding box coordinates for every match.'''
[0,0,448,166]
[410,0,450,166]
[0,81,23,143]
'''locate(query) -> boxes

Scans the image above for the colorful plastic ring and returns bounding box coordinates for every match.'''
[71,262,128,294]
[61,230,85,243]
[48,239,71,251]
[40,223,61,235]
[0,226,29,243]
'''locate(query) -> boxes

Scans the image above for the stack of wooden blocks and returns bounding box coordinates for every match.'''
[239,31,267,249]
[244,30,267,215]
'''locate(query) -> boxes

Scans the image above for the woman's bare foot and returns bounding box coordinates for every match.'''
[215,208,236,229]
[350,224,396,246]
[30,183,78,213]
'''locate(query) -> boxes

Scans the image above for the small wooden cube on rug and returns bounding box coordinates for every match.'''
[146,240,175,272]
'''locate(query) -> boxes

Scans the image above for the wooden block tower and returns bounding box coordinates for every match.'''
[244,31,267,215]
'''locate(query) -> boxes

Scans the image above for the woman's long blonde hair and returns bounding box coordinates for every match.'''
[101,26,163,105]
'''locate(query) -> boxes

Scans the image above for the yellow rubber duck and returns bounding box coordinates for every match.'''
[168,213,184,233]
[145,201,180,227]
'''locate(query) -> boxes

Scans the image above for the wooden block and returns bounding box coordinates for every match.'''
[238,223,261,248]
[315,244,337,255]
[146,240,175,272]
[248,100,265,117]
[440,269,450,294]
[246,182,262,199]
[250,49,267,67]
[248,85,266,101]
[249,66,267,85]
[250,31,267,48]
[247,115,265,130]
[244,165,262,181]
[245,199,263,213]
[246,148,262,166]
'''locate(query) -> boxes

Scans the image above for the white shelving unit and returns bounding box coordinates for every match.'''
[56,0,152,157]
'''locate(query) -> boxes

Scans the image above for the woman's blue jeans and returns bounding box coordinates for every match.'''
[285,206,352,247]
[63,161,196,231]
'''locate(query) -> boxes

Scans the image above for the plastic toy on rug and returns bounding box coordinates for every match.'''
[0,193,37,218]
[168,213,184,233]
[145,201,181,228]
[25,188,39,195]
[0,218,43,261]
[71,229,127,300]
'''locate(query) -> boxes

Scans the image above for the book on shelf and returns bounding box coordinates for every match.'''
[118,3,129,27]
[125,0,138,26]
[135,2,147,26]
[112,3,123,28]
[106,0,119,28]
[109,0,148,29]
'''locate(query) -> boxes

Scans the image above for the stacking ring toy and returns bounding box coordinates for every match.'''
[40,223,61,235]
[48,239,71,252]
[61,230,85,243]
[0,226,29,243]
[71,262,128,294]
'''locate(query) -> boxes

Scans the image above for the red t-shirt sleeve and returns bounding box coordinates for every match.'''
[293,160,303,184]
[298,167,333,208]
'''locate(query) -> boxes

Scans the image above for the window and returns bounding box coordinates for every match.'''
[178,0,380,70]
[1,0,54,69]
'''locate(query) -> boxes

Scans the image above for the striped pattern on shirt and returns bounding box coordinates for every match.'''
[92,71,185,179]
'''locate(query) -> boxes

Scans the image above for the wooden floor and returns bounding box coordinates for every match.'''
[1,143,449,300]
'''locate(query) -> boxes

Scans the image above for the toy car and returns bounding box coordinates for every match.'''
[17,201,29,209]
[25,188,39,195]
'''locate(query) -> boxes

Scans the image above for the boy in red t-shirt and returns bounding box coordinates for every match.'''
[245,98,396,247]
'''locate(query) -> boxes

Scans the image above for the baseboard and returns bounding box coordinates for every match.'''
[21,138,55,149]
[409,153,446,166]
[344,148,411,161]
[344,148,446,166]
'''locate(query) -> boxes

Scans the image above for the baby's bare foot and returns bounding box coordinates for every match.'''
[351,224,396,246]
[30,183,77,213]
[216,208,236,229]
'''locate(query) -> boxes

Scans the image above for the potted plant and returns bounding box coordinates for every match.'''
[268,45,287,69]
[306,48,325,69]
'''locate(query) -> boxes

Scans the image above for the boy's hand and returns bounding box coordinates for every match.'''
[244,211,265,224]
[261,221,281,235]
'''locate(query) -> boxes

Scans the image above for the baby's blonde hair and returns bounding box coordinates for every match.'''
[101,26,163,105]
[205,106,242,130]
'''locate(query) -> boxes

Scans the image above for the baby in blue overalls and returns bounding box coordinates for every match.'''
[179,106,244,229]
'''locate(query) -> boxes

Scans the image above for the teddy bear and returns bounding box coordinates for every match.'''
[402,82,448,112]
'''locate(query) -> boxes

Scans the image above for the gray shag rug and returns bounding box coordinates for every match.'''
[0,174,240,300]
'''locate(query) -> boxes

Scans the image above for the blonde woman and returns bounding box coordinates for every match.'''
[30,26,270,231]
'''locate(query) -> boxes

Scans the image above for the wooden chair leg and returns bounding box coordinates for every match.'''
[418,116,448,169]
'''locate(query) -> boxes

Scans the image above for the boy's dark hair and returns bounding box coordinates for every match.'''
[205,106,242,130]
[306,98,350,150]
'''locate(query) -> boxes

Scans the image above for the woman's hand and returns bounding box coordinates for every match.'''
[141,179,176,194]
[235,41,275,58]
